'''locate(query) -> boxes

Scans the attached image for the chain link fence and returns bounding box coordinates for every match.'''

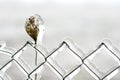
[0,39,120,80]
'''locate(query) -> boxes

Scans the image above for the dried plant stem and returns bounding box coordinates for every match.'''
[34,42,37,80]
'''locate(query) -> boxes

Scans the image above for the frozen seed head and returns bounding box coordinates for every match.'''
[25,14,44,43]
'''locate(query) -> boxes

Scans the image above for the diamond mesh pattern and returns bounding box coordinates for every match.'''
[0,40,120,80]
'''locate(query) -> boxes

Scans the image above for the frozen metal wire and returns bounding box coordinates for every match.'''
[83,42,120,80]
[0,41,120,80]
[0,76,4,80]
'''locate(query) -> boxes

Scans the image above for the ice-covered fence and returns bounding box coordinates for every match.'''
[0,39,120,80]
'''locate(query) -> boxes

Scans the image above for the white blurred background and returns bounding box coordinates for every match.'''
[0,0,120,53]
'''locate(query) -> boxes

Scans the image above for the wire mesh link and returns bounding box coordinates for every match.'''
[0,40,120,80]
